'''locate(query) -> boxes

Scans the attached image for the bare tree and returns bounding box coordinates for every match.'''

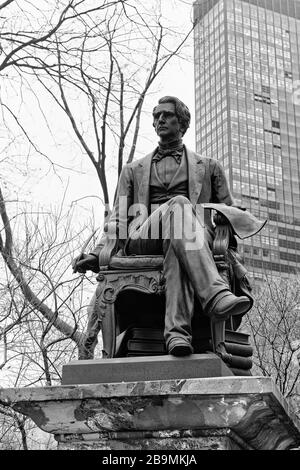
[0,190,101,358]
[0,401,56,449]
[0,200,98,448]
[0,1,130,73]
[0,406,29,450]
[244,277,300,416]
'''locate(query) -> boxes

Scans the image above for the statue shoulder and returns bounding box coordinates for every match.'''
[185,147,211,165]
[198,154,226,170]
[129,150,156,169]
[184,149,226,176]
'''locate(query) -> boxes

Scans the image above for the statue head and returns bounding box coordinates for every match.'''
[152,96,191,141]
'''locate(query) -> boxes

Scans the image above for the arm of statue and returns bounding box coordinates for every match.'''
[210,159,235,206]
[72,252,100,273]
[72,164,133,273]
[208,159,267,237]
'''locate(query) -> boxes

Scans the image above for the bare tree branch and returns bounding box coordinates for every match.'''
[0,186,84,344]
[0,0,14,11]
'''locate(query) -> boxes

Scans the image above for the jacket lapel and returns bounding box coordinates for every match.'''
[186,147,205,205]
[135,147,206,208]
[136,151,154,208]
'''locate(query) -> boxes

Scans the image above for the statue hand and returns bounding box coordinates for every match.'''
[72,253,99,273]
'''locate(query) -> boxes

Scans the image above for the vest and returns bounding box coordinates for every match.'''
[149,151,189,206]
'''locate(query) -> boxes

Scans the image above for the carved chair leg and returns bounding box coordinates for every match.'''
[79,320,101,360]
[210,319,226,357]
[101,302,116,358]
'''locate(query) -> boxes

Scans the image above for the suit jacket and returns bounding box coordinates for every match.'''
[92,146,234,258]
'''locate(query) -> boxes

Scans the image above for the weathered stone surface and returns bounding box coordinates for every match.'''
[0,377,299,450]
[61,354,233,385]
[57,430,242,450]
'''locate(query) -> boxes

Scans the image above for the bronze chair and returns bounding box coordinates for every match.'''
[88,207,254,375]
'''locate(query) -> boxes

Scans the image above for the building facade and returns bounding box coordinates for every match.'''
[193,0,300,281]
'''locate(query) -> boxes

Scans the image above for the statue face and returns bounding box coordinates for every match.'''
[153,102,183,142]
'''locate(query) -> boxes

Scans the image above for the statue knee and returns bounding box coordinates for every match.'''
[168,195,190,208]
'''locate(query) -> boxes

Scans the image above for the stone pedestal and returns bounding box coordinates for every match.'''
[0,374,299,450]
[61,353,234,385]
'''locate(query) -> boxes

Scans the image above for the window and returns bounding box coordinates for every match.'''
[262,85,270,94]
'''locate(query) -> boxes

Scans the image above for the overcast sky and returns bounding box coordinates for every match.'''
[138,0,195,149]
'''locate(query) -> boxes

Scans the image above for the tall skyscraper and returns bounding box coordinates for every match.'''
[193,0,300,281]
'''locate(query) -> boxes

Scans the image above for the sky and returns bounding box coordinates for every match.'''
[138,0,196,149]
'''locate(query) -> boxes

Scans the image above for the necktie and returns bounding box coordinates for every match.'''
[152,144,184,164]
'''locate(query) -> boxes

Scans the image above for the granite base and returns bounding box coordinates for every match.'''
[1,376,299,450]
[61,354,233,385]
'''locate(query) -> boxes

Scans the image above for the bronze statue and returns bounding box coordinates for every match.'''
[73,96,262,357]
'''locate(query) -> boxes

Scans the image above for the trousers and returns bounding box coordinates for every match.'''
[125,195,230,347]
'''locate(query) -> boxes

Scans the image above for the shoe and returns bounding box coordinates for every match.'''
[168,338,194,356]
[207,291,251,322]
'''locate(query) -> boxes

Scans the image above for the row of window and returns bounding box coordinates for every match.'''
[228,23,293,48]
[196,26,224,43]
[227,11,289,32]
[196,39,225,57]
[228,46,293,69]
[228,23,292,54]
[199,2,224,27]
[227,9,293,33]
[279,239,300,251]
[278,226,300,238]
[268,212,300,226]
[232,181,278,201]
[231,131,300,152]
[244,258,298,273]
[228,73,294,92]
[228,58,294,83]
[229,109,299,130]
[232,167,282,185]
[227,22,298,48]
[227,0,299,32]
[232,146,282,164]
[232,161,283,178]
[280,252,300,262]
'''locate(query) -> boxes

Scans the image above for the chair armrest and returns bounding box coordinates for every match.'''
[213,212,235,256]
[109,255,164,270]
[98,222,119,267]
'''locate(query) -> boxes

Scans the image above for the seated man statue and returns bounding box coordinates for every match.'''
[73,96,252,357]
